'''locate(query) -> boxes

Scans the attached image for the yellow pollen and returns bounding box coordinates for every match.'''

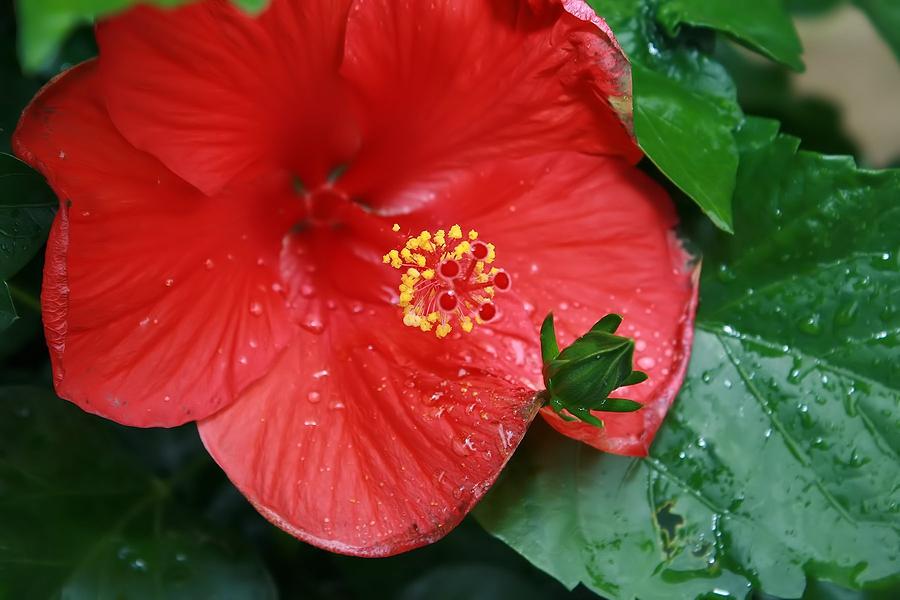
[384,225,511,340]
[460,316,474,333]
[392,223,400,232]
[452,241,470,259]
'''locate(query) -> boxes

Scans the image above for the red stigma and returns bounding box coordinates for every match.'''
[492,270,511,291]
[478,302,497,322]
[439,259,461,279]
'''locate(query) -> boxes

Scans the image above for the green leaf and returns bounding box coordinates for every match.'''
[0,386,278,599]
[658,0,804,71]
[15,0,270,73]
[853,0,900,62]
[478,119,900,599]
[631,63,739,232]
[0,153,55,333]
[0,153,55,280]
[592,0,742,232]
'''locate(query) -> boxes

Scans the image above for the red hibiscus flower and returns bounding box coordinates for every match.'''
[14,0,697,556]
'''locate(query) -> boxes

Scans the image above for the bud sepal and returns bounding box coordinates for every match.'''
[539,313,647,428]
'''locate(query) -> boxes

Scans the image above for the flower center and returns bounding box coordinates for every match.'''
[303,185,354,226]
[383,225,511,338]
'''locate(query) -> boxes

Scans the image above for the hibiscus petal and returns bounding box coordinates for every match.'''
[340,0,640,212]
[95,0,357,196]
[13,61,300,427]
[198,302,540,556]
[402,152,698,456]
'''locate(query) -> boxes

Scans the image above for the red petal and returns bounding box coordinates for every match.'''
[95,0,357,196]
[198,302,540,556]
[13,61,300,427]
[339,0,639,212]
[401,152,698,456]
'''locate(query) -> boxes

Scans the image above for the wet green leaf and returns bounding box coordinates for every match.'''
[15,0,269,73]
[0,386,278,599]
[477,119,900,600]
[658,0,804,70]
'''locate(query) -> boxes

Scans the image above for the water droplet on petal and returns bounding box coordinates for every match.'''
[637,356,656,369]
[249,302,263,316]
[303,318,324,334]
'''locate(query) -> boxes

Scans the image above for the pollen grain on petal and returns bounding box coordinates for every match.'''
[385,225,511,339]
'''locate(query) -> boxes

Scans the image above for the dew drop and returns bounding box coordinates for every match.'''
[452,436,474,457]
[635,339,647,352]
[249,302,263,316]
[165,278,175,287]
[303,318,324,333]
[637,356,656,369]
[307,391,321,403]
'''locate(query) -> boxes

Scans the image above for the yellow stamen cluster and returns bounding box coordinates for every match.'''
[383,224,503,339]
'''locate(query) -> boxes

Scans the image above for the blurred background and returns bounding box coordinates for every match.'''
[0,0,898,598]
